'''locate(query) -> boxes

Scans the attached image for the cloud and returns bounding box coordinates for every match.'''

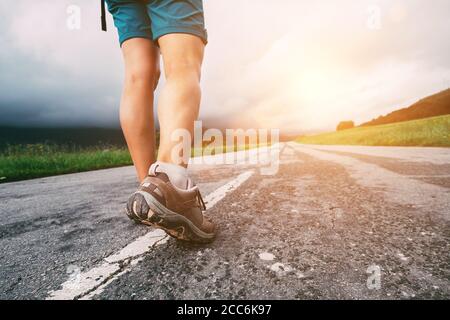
[202,0,450,132]
[0,0,122,127]
[0,0,449,132]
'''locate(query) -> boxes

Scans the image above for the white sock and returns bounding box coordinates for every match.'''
[149,162,192,190]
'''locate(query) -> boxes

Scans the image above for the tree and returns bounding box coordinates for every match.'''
[336,121,355,131]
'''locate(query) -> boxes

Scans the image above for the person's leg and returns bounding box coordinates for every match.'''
[156,34,205,167]
[125,34,215,243]
[120,38,160,182]
[123,1,215,243]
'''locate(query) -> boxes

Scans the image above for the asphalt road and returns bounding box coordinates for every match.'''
[1,143,449,300]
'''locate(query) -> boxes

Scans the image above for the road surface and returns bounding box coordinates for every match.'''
[0,143,449,299]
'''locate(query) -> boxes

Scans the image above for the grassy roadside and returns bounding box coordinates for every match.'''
[0,143,269,183]
[297,115,450,147]
[0,144,132,183]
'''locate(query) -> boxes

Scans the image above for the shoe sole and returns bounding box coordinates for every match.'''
[126,192,216,244]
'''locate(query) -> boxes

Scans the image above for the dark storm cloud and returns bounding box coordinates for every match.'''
[0,0,449,131]
[0,0,123,127]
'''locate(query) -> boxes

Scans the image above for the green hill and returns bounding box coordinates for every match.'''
[297,115,450,147]
[361,88,450,127]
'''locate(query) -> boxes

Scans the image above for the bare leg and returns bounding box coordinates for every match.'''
[120,38,160,182]
[156,34,205,167]
[125,35,216,242]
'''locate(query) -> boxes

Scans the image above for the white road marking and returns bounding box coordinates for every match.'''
[47,170,254,300]
[398,253,409,262]
[300,144,450,165]
[190,144,281,166]
[204,171,254,209]
[258,252,275,261]
[268,262,294,276]
[292,143,450,220]
[104,229,167,264]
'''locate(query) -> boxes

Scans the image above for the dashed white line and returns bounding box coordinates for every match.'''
[46,170,254,300]
[203,170,254,209]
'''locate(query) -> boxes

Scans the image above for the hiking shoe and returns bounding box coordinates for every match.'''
[126,164,216,243]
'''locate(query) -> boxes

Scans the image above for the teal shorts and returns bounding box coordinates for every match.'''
[105,0,207,46]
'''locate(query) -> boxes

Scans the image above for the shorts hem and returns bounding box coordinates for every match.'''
[119,31,153,47]
[152,26,208,45]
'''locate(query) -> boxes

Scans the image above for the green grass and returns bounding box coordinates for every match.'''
[297,115,450,147]
[0,144,132,183]
[0,142,269,183]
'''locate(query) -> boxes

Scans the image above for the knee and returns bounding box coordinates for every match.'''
[164,59,202,83]
[126,64,160,90]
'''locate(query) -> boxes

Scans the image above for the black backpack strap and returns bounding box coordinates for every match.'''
[101,0,107,31]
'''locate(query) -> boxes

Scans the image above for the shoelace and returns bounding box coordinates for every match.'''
[197,190,207,211]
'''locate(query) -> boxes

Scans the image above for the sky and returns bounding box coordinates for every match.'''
[0,0,449,133]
